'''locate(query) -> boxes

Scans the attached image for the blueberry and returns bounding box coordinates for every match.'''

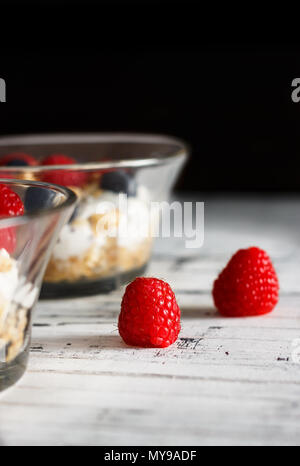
[6,159,30,166]
[25,187,56,212]
[100,170,137,196]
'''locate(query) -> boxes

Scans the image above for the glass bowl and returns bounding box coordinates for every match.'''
[0,133,188,298]
[0,179,76,392]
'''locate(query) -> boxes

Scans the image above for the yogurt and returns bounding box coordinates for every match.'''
[0,249,18,302]
[52,190,151,261]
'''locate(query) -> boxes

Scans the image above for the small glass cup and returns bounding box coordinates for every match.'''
[0,179,76,392]
[0,133,188,297]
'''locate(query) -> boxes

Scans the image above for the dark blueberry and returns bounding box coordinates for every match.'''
[100,170,137,196]
[25,187,56,212]
[6,159,30,166]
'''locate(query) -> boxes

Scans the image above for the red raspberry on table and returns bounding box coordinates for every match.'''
[0,184,25,253]
[41,154,87,187]
[213,247,279,317]
[118,277,181,348]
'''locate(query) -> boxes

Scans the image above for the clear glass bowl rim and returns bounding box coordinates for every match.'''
[0,179,77,228]
[0,132,189,172]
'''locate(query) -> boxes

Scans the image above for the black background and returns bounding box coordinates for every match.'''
[1,1,300,192]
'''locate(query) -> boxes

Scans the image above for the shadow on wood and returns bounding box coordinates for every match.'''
[180,306,220,320]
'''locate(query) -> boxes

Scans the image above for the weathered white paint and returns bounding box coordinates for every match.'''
[0,195,300,446]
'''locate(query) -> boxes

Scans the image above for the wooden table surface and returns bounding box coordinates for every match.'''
[0,194,300,446]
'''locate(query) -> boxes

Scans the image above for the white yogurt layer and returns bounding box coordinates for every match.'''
[0,248,38,317]
[52,222,94,260]
[118,197,151,249]
[14,276,38,309]
[77,191,120,220]
[53,189,151,260]
[52,220,107,261]
[0,249,19,303]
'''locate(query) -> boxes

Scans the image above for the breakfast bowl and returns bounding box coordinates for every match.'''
[0,179,76,392]
[0,133,188,298]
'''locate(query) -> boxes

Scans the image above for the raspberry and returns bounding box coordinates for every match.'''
[42,154,76,166]
[213,247,279,317]
[0,152,37,166]
[0,184,24,253]
[118,277,181,348]
[0,184,24,217]
[41,154,87,187]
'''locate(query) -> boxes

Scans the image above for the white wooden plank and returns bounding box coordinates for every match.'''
[0,195,300,446]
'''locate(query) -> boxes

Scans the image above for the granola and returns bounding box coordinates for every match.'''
[0,249,38,363]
